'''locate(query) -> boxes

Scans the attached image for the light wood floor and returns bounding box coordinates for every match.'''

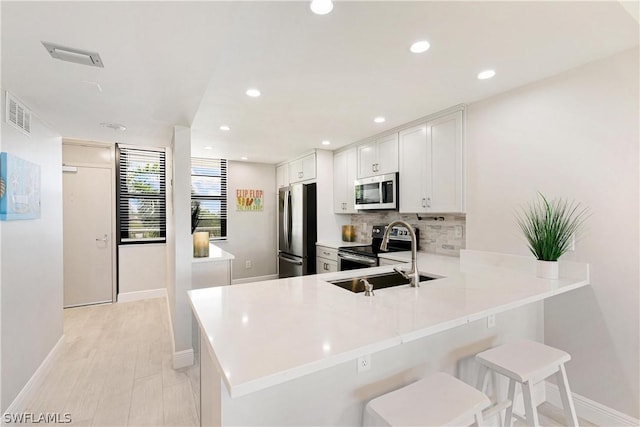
[21,298,199,427]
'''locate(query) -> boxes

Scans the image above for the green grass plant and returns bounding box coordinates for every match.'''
[516,193,589,261]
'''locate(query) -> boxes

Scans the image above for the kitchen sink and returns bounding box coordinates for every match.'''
[329,271,437,293]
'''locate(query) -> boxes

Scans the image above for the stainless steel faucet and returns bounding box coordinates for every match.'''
[380,220,420,287]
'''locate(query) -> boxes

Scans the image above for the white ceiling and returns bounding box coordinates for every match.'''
[2,1,638,164]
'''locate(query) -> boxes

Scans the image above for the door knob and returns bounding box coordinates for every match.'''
[96,234,108,242]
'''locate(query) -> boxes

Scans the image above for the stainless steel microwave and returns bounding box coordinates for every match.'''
[354,173,398,210]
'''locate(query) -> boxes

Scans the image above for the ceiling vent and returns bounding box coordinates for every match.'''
[42,41,104,68]
[5,92,31,136]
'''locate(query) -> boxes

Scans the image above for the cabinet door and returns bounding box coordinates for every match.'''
[376,133,399,175]
[301,153,316,181]
[276,164,289,188]
[426,110,464,212]
[333,148,357,213]
[316,258,338,273]
[357,142,377,178]
[399,124,428,213]
[288,158,302,183]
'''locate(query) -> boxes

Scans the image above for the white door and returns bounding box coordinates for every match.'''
[357,142,377,178]
[376,133,399,175]
[399,123,428,213]
[427,110,464,212]
[63,166,113,307]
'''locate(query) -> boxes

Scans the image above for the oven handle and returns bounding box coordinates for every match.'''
[337,252,377,266]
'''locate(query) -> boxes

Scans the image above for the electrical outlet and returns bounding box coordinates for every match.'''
[357,354,372,372]
[245,260,252,269]
[487,314,496,329]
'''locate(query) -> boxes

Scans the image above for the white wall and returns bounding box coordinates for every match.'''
[166,126,193,357]
[118,244,167,295]
[465,48,639,417]
[221,161,277,280]
[0,90,63,411]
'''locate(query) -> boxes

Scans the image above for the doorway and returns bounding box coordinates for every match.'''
[62,142,115,307]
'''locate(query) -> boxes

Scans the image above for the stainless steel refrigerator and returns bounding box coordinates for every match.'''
[278,183,317,278]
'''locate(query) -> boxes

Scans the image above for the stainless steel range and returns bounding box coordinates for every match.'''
[337,224,419,271]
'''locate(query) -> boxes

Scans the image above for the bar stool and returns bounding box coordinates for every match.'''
[363,372,491,426]
[475,340,578,427]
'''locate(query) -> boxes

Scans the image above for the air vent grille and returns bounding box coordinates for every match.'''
[5,92,31,135]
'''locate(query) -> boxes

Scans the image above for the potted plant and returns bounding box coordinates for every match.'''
[516,193,589,279]
[192,201,209,258]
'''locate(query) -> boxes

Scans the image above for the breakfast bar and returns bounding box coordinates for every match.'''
[188,250,589,426]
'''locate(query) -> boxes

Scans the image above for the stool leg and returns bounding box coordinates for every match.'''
[521,381,539,427]
[556,364,578,427]
[504,379,516,427]
[490,371,505,427]
[476,364,488,392]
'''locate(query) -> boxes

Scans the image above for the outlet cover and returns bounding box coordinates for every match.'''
[357,354,372,373]
[487,314,496,328]
[245,260,252,269]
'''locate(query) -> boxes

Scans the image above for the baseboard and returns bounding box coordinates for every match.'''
[545,381,639,426]
[173,349,194,369]
[117,288,166,303]
[231,274,278,285]
[4,335,64,415]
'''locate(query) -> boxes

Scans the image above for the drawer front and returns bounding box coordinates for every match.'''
[316,245,338,261]
[316,258,338,273]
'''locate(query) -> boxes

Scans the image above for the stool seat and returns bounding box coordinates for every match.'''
[475,340,577,427]
[364,372,491,427]
[476,340,571,383]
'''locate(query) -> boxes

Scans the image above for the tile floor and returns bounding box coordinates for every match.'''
[21,298,199,427]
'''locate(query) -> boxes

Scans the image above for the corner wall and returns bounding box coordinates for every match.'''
[465,48,639,417]
[0,90,64,411]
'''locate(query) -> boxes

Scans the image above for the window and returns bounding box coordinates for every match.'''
[191,157,227,239]
[117,146,166,243]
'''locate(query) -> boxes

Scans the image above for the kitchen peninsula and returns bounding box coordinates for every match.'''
[188,250,589,426]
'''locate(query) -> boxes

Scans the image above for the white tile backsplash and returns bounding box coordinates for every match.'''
[350,212,466,257]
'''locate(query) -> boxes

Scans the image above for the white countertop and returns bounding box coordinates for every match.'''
[191,243,235,263]
[316,240,371,249]
[188,250,589,398]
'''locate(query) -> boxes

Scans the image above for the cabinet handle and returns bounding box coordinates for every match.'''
[298,171,303,178]
[324,263,329,271]
[426,197,431,208]
[323,251,330,256]
[422,198,426,208]
[372,164,375,173]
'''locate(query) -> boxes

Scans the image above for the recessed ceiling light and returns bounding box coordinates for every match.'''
[321,140,331,146]
[204,146,213,150]
[410,40,430,54]
[100,122,126,131]
[374,117,386,124]
[220,125,230,131]
[246,88,261,97]
[310,0,333,15]
[477,69,496,80]
[241,156,248,160]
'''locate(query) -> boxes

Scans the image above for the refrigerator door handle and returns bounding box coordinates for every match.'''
[279,254,303,265]
[287,190,293,249]
[283,189,290,252]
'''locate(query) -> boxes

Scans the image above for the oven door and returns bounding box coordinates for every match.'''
[337,251,378,271]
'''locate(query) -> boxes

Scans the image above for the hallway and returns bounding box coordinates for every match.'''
[20,298,199,426]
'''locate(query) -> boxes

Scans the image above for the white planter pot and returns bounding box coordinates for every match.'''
[536,260,559,279]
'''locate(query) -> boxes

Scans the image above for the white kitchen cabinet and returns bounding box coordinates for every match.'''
[316,245,338,273]
[276,163,289,188]
[289,153,316,183]
[399,110,464,213]
[333,148,357,214]
[357,133,398,178]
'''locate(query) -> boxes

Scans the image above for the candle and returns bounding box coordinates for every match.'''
[342,225,355,242]
[193,231,210,258]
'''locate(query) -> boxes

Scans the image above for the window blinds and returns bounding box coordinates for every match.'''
[191,157,227,239]
[117,146,166,243]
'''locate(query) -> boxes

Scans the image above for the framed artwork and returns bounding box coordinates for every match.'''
[0,152,41,220]
[236,189,263,212]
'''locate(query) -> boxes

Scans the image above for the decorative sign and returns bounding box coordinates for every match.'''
[236,189,263,212]
[0,152,41,220]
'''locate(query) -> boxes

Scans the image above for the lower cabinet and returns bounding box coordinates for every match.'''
[316,245,339,273]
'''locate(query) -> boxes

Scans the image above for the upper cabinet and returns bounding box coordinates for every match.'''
[399,109,464,213]
[288,153,316,184]
[333,147,357,214]
[357,133,398,178]
[276,163,289,188]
